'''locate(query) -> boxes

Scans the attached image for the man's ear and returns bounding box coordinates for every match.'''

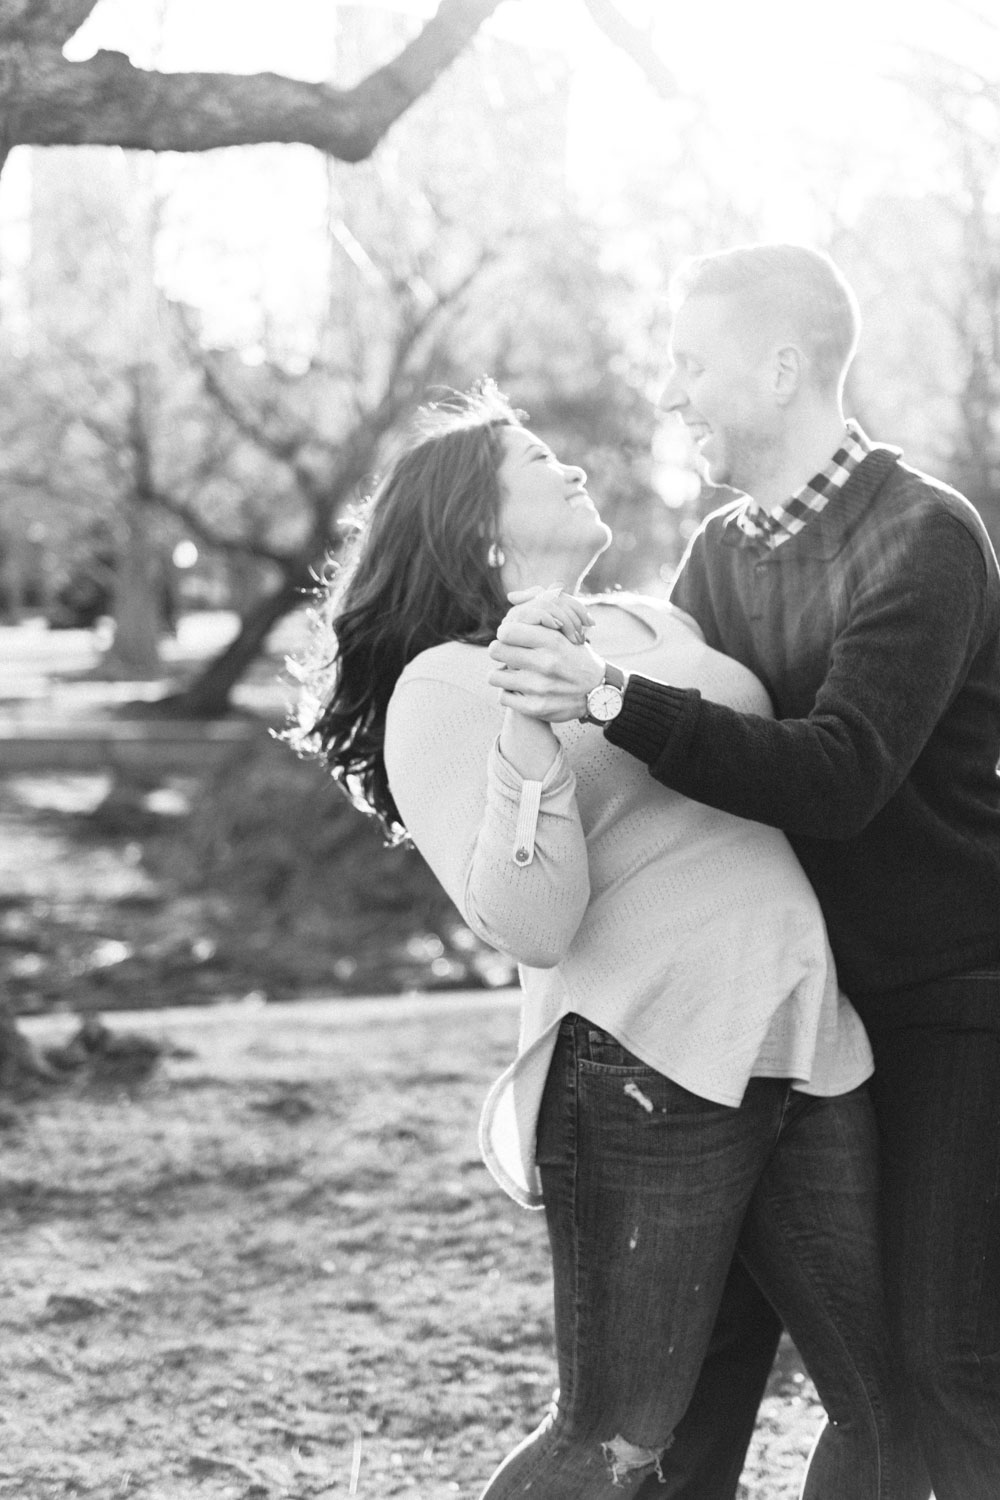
[773,344,804,405]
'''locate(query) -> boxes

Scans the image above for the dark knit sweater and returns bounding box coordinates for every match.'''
[606,446,1000,999]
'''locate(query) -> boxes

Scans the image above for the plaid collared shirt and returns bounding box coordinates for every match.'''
[737,421,873,548]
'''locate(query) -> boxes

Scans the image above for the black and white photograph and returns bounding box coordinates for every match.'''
[0,2,997,1496]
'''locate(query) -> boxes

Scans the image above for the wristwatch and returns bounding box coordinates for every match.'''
[580,662,628,726]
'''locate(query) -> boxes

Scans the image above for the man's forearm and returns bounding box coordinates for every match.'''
[605,676,875,837]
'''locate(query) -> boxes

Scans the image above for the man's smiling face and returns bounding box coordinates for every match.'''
[661,292,785,497]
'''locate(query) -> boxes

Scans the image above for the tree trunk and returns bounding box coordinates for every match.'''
[0,530,31,621]
[164,568,309,718]
[103,499,162,677]
[227,552,271,616]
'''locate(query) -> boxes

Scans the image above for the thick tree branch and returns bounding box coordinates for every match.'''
[0,1,99,48]
[2,0,506,160]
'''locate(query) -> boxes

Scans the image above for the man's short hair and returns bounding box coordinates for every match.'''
[669,243,861,394]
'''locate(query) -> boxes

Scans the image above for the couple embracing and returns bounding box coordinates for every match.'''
[298,244,1000,1499]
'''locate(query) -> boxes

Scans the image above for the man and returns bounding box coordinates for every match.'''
[488,243,1000,1499]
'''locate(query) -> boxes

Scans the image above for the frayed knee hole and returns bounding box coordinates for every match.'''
[601,1432,670,1486]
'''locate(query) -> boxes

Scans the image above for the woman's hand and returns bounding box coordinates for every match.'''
[490,586,603,725]
[490,587,592,771]
[503,584,594,645]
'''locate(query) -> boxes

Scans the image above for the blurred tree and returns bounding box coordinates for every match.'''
[836,39,1000,549]
[0,149,182,668]
[900,50,1000,545]
[154,211,674,714]
[0,335,184,660]
[0,201,497,701]
[467,218,684,593]
[0,0,504,177]
[1,0,699,696]
[10,5,697,713]
[160,246,494,716]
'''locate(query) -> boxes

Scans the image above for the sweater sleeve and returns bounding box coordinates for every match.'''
[607,513,990,839]
[384,674,590,967]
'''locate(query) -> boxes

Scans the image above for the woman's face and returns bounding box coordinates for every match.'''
[495,427,611,585]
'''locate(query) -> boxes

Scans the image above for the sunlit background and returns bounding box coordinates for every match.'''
[0,0,997,617]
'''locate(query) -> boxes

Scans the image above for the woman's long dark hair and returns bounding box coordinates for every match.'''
[289,382,522,841]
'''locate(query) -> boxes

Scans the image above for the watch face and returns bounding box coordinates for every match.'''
[586,684,624,722]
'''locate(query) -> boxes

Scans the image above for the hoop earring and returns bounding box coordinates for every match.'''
[487,542,506,569]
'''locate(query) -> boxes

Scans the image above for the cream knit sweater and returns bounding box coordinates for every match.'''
[384,595,872,1209]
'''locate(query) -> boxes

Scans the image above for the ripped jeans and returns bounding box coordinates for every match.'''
[477,1015,921,1499]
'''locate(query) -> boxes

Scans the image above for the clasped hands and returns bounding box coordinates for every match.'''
[487,585,605,722]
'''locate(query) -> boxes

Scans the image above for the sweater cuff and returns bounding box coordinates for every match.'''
[490,739,574,797]
[605,674,699,767]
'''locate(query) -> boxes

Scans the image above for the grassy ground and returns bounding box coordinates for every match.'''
[3,997,823,1500]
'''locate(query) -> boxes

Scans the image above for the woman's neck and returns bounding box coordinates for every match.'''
[502,556,591,595]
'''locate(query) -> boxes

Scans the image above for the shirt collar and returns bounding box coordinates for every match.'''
[737,421,874,548]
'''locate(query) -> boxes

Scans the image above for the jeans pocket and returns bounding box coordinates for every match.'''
[585,1027,654,1072]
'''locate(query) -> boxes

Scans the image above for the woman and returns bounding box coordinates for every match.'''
[294,383,920,1498]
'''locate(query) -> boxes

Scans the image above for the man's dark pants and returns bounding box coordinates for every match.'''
[636,967,1000,1500]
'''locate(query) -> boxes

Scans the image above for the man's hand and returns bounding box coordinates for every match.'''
[488,591,604,722]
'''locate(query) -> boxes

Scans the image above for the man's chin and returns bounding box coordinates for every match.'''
[699,456,729,489]
[699,458,747,500]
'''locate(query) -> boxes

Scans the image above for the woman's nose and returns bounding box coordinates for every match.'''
[564,462,587,485]
[659,372,687,413]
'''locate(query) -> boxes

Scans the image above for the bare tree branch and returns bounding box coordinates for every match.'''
[195,357,329,503]
[2,0,506,161]
[942,0,998,33]
[0,463,50,489]
[179,242,493,509]
[894,48,1000,114]
[146,485,291,566]
[580,0,682,100]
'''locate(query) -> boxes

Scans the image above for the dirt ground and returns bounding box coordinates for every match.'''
[0,729,823,1498]
[4,995,822,1500]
